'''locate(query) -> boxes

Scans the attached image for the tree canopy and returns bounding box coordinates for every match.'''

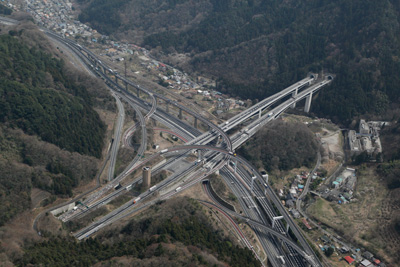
[0,33,105,158]
[239,120,319,171]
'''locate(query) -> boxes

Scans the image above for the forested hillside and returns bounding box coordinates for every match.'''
[0,25,108,226]
[76,0,400,123]
[17,197,259,267]
[238,120,319,171]
[0,33,105,157]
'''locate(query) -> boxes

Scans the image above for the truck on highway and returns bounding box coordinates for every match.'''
[133,197,141,204]
[175,187,182,192]
[149,185,157,192]
[267,112,274,118]
[160,149,168,154]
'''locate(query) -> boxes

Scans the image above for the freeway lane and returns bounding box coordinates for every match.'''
[118,76,233,152]
[108,93,125,181]
[221,76,315,132]
[74,149,230,240]
[38,25,328,266]
[219,167,282,267]
[199,197,314,263]
[201,183,265,267]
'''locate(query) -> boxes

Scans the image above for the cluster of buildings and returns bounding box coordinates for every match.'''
[24,0,95,37]
[159,68,201,91]
[317,168,357,204]
[8,0,242,117]
[282,171,324,213]
[349,120,388,156]
[319,235,386,266]
[103,41,136,59]
[343,250,386,267]
[1,0,12,7]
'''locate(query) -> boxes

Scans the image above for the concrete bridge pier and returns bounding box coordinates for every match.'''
[179,108,183,120]
[136,88,140,97]
[194,117,198,128]
[251,176,256,191]
[234,159,237,173]
[304,92,313,113]
[115,75,118,84]
[258,109,262,118]
[291,88,298,108]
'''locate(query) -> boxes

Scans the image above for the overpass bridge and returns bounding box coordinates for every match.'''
[35,24,333,267]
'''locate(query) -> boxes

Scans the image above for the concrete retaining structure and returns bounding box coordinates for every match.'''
[51,203,75,216]
[205,180,236,212]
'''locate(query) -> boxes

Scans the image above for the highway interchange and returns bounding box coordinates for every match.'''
[0,16,333,267]
[45,30,332,267]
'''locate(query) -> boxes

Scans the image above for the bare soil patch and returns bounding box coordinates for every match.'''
[30,188,51,209]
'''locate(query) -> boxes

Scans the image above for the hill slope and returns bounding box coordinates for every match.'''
[18,197,260,267]
[76,0,400,122]
[238,120,319,172]
[0,33,105,158]
[0,23,108,226]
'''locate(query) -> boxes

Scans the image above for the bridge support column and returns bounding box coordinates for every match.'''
[286,223,290,233]
[194,117,198,128]
[291,88,298,108]
[258,109,262,118]
[304,92,313,113]
[251,176,256,191]
[125,80,128,91]
[179,108,183,120]
[233,159,237,173]
[262,174,269,194]
[115,75,118,84]
[137,88,140,97]
[197,150,202,161]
